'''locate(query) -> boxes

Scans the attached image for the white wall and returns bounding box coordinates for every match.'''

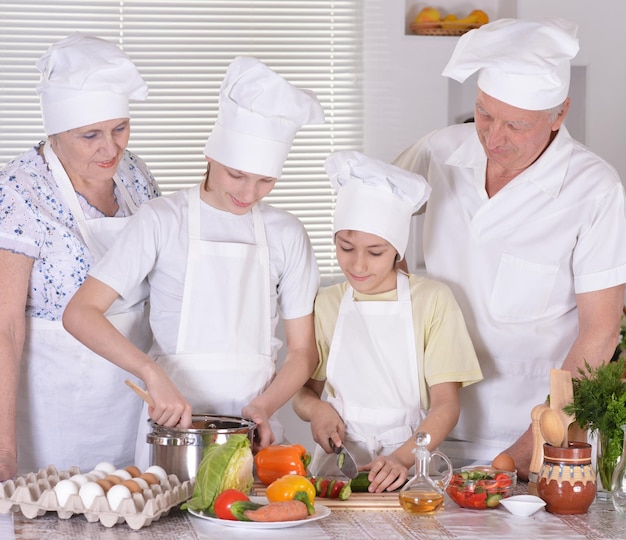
[363,0,626,182]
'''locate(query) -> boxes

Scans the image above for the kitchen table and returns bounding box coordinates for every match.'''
[2,482,625,539]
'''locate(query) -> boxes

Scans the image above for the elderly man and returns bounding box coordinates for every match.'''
[394,18,626,480]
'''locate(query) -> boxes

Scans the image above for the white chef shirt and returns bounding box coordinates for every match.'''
[395,123,626,450]
[89,185,320,359]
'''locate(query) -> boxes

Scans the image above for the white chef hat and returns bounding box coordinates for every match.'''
[36,32,148,135]
[327,151,431,259]
[442,18,579,110]
[204,56,325,178]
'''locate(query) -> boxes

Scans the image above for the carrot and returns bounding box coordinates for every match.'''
[243,500,309,522]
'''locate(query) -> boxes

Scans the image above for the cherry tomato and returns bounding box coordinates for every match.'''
[214,489,250,520]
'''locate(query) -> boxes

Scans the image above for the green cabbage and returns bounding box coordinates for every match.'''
[182,434,254,513]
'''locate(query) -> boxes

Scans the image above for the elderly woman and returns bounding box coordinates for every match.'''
[0,33,160,480]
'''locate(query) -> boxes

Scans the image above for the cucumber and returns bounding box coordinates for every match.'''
[350,472,371,492]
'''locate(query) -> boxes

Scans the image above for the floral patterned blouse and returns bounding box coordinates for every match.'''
[0,143,160,320]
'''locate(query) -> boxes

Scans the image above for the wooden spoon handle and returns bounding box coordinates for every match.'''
[529,404,549,476]
[125,379,155,407]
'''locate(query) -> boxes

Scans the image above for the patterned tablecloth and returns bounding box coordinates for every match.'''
[3,483,626,539]
[1,508,199,540]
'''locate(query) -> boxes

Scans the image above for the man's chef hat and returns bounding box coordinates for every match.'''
[326,151,431,259]
[36,32,148,135]
[442,18,579,110]
[204,56,325,178]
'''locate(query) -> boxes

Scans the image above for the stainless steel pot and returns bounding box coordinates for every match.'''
[146,414,256,482]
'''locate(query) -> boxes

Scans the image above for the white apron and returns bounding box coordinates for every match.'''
[310,273,425,476]
[136,186,278,469]
[16,143,152,475]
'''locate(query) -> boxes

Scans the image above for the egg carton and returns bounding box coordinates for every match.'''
[0,465,195,530]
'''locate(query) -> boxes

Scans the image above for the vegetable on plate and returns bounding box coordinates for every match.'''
[266,474,316,514]
[242,500,309,522]
[181,434,254,514]
[213,489,251,520]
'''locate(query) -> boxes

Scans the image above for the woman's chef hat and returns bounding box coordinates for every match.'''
[442,18,579,110]
[327,151,431,259]
[36,33,148,135]
[204,56,325,178]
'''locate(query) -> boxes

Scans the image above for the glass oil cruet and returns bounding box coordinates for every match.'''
[610,425,626,513]
[399,431,453,515]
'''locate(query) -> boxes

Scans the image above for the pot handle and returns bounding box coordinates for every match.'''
[146,434,199,446]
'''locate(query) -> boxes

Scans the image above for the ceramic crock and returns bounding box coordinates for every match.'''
[537,442,596,514]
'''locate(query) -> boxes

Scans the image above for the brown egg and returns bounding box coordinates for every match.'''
[124,465,142,478]
[104,474,122,485]
[139,472,159,485]
[121,479,142,493]
[96,478,113,492]
[492,452,516,472]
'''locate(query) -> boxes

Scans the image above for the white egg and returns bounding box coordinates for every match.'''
[69,474,90,487]
[93,461,116,475]
[88,469,107,480]
[131,477,149,491]
[111,469,132,481]
[79,481,105,509]
[53,479,79,506]
[145,465,168,482]
[106,484,132,511]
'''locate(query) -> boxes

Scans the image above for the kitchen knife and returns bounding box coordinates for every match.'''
[329,438,359,479]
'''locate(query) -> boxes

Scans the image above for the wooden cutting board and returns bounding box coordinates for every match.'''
[253,483,402,509]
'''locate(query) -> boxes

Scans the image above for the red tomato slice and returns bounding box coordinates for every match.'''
[495,473,513,488]
[214,489,250,520]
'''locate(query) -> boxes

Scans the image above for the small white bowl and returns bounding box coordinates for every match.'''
[500,495,546,517]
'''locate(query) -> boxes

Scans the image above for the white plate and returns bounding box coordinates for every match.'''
[188,496,331,529]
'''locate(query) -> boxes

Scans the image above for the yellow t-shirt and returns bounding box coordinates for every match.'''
[312,273,483,409]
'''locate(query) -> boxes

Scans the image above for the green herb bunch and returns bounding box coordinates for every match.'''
[564,358,626,489]
[564,358,626,434]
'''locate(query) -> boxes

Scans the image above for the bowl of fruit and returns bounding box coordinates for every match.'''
[446,466,516,510]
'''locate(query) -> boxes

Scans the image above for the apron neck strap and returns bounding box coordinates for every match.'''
[191,183,268,246]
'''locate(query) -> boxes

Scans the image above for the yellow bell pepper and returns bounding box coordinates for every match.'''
[266,474,316,509]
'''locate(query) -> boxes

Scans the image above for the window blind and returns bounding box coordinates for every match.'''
[0,0,362,279]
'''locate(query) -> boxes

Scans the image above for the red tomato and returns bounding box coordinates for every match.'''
[214,489,250,520]
[495,473,513,488]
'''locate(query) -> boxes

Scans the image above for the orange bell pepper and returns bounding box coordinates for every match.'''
[254,444,311,486]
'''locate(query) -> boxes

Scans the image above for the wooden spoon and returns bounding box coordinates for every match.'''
[540,407,565,447]
[549,369,576,447]
[529,403,550,490]
[125,379,154,407]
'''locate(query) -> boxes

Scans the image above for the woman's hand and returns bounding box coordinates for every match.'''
[242,402,275,452]
[143,366,192,429]
[361,454,408,493]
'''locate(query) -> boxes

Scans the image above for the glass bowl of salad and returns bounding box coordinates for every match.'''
[446,466,516,509]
